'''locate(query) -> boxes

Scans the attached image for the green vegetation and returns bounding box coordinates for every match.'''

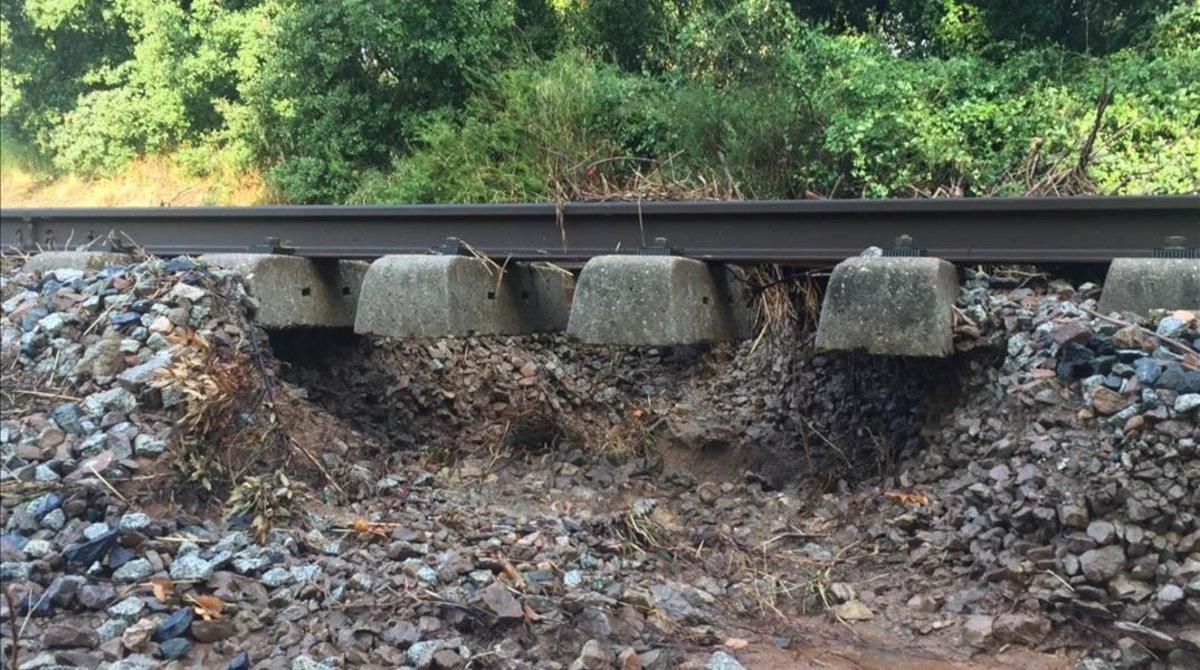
[2,0,1197,204]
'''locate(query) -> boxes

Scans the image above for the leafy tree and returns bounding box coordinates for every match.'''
[1,0,134,153]
[1,0,1193,200]
[515,0,562,58]
[787,0,1184,54]
[245,0,518,202]
[353,52,665,203]
[2,0,265,174]
[47,0,250,173]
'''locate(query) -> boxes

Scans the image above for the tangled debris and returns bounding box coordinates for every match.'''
[0,255,379,502]
[1,256,1198,670]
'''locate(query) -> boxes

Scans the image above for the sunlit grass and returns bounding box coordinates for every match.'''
[0,140,272,207]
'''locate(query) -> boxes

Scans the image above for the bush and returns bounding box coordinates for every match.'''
[246,0,518,202]
[371,0,1197,201]
[1086,3,1200,194]
[3,0,257,176]
[353,52,665,203]
[2,0,1194,201]
[47,86,186,174]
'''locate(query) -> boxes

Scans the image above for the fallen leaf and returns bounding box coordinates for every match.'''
[149,577,175,603]
[351,518,388,540]
[884,490,931,506]
[500,561,526,590]
[188,594,225,621]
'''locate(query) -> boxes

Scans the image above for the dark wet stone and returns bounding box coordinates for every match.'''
[1057,342,1095,380]
[27,492,63,519]
[62,530,120,567]
[1,534,29,552]
[108,545,137,570]
[165,257,199,273]
[109,312,140,329]
[1157,363,1186,390]
[20,306,49,332]
[1134,358,1161,384]
[51,402,86,434]
[152,607,194,642]
[158,637,192,660]
[1183,372,1200,393]
[227,651,250,670]
[19,591,54,618]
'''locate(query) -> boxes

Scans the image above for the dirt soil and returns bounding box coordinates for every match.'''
[271,329,1077,668]
[3,257,1198,669]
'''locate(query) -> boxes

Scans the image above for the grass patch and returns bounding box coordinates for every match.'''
[0,151,271,207]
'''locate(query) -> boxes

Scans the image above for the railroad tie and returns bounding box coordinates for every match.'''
[354,255,573,338]
[815,257,960,357]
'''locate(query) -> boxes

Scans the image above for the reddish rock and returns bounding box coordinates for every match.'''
[190,619,236,643]
[43,624,98,648]
[479,582,523,619]
[1124,414,1146,433]
[1049,320,1092,345]
[1112,325,1152,350]
[1092,387,1131,415]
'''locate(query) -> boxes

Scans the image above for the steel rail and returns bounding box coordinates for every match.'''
[2,196,1197,263]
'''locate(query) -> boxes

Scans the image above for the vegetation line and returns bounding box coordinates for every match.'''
[1,0,1196,206]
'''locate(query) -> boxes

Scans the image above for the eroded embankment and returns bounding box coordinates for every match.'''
[274,326,990,490]
[2,255,1198,669]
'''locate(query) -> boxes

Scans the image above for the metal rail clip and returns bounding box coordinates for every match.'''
[432,237,472,256]
[633,236,682,256]
[248,237,295,254]
[882,234,925,257]
[1153,236,1196,259]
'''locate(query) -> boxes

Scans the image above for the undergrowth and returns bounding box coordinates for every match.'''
[2,1,1195,204]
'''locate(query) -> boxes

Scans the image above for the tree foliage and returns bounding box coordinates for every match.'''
[245,0,517,202]
[2,0,1195,201]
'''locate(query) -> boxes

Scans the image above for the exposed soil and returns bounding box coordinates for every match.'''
[276,329,985,492]
[2,257,1197,669]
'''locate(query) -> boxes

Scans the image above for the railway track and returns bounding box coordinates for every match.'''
[3,195,1198,263]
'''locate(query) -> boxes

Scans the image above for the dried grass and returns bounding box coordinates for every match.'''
[731,265,823,354]
[550,154,742,204]
[153,330,252,438]
[0,155,270,207]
